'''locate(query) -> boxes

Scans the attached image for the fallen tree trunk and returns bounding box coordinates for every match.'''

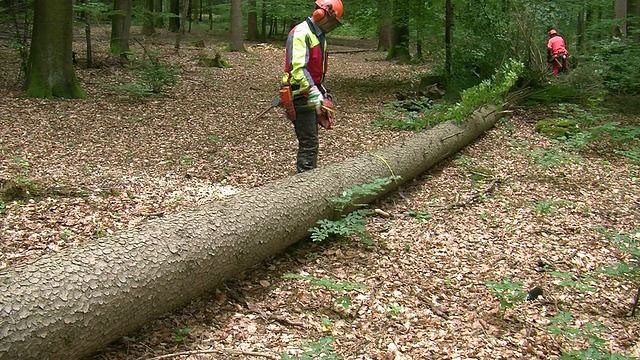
[0,106,502,360]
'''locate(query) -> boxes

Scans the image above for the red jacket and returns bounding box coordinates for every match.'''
[547,35,567,56]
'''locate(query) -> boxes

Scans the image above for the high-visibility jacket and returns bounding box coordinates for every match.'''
[282,18,327,97]
[547,35,567,56]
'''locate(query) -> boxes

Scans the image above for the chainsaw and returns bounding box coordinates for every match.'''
[318,96,335,130]
[253,87,336,130]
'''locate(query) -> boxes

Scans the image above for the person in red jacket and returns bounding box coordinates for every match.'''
[281,0,343,173]
[547,29,568,75]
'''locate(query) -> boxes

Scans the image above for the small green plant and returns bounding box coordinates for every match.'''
[171,328,191,344]
[533,199,572,214]
[59,228,73,240]
[485,276,527,313]
[550,271,597,293]
[282,273,366,310]
[407,210,433,221]
[179,155,194,166]
[522,145,583,169]
[597,227,640,315]
[12,156,30,168]
[547,311,634,359]
[386,303,403,316]
[281,336,343,360]
[207,134,222,143]
[116,52,181,97]
[309,176,400,242]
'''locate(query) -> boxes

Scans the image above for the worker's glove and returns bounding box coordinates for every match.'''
[308,86,324,114]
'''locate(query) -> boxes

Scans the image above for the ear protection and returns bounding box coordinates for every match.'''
[312,7,326,22]
[312,4,334,22]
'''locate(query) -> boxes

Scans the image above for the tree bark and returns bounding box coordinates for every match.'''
[82,0,93,68]
[0,106,503,360]
[387,0,410,63]
[247,0,258,41]
[154,0,163,28]
[613,0,628,38]
[25,0,86,98]
[230,0,244,51]
[142,0,156,36]
[169,0,180,32]
[577,2,585,53]
[445,0,453,78]
[630,0,640,42]
[110,0,132,56]
[174,0,190,50]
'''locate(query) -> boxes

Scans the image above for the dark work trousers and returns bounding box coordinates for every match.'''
[292,96,319,173]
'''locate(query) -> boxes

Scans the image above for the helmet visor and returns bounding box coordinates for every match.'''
[317,15,341,33]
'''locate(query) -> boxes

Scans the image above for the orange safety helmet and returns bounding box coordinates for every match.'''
[549,29,558,36]
[313,0,344,22]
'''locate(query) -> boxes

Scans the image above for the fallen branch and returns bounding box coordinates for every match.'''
[448,180,498,208]
[144,347,279,360]
[330,49,374,54]
[429,180,499,210]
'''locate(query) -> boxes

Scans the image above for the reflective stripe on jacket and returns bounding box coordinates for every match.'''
[282,17,327,96]
[547,36,567,56]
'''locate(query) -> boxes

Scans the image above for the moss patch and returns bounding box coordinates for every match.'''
[535,117,580,139]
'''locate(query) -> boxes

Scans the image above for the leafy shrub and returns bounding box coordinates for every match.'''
[486,275,527,313]
[596,39,640,94]
[597,227,640,315]
[545,311,634,360]
[525,63,607,107]
[117,52,181,97]
[309,176,400,242]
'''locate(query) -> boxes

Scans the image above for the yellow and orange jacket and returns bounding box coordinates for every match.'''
[282,18,327,97]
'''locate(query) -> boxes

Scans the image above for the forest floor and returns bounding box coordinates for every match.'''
[1,27,639,359]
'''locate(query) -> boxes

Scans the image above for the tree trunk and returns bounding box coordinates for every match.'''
[82,0,93,68]
[261,0,267,41]
[247,0,258,41]
[110,0,132,56]
[0,106,503,359]
[577,1,585,53]
[25,0,86,99]
[613,0,628,38]
[630,0,640,42]
[377,0,392,51]
[208,0,213,30]
[445,0,453,78]
[142,0,156,36]
[230,0,244,51]
[154,0,163,28]
[387,0,410,62]
[169,0,180,32]
[174,0,190,50]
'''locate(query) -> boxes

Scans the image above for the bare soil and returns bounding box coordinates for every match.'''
[1,27,639,359]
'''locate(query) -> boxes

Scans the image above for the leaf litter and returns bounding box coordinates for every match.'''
[0,28,639,359]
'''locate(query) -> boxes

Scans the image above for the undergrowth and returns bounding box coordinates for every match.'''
[309,175,400,243]
[373,59,523,131]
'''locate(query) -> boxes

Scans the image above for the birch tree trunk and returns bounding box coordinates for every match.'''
[0,106,503,360]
